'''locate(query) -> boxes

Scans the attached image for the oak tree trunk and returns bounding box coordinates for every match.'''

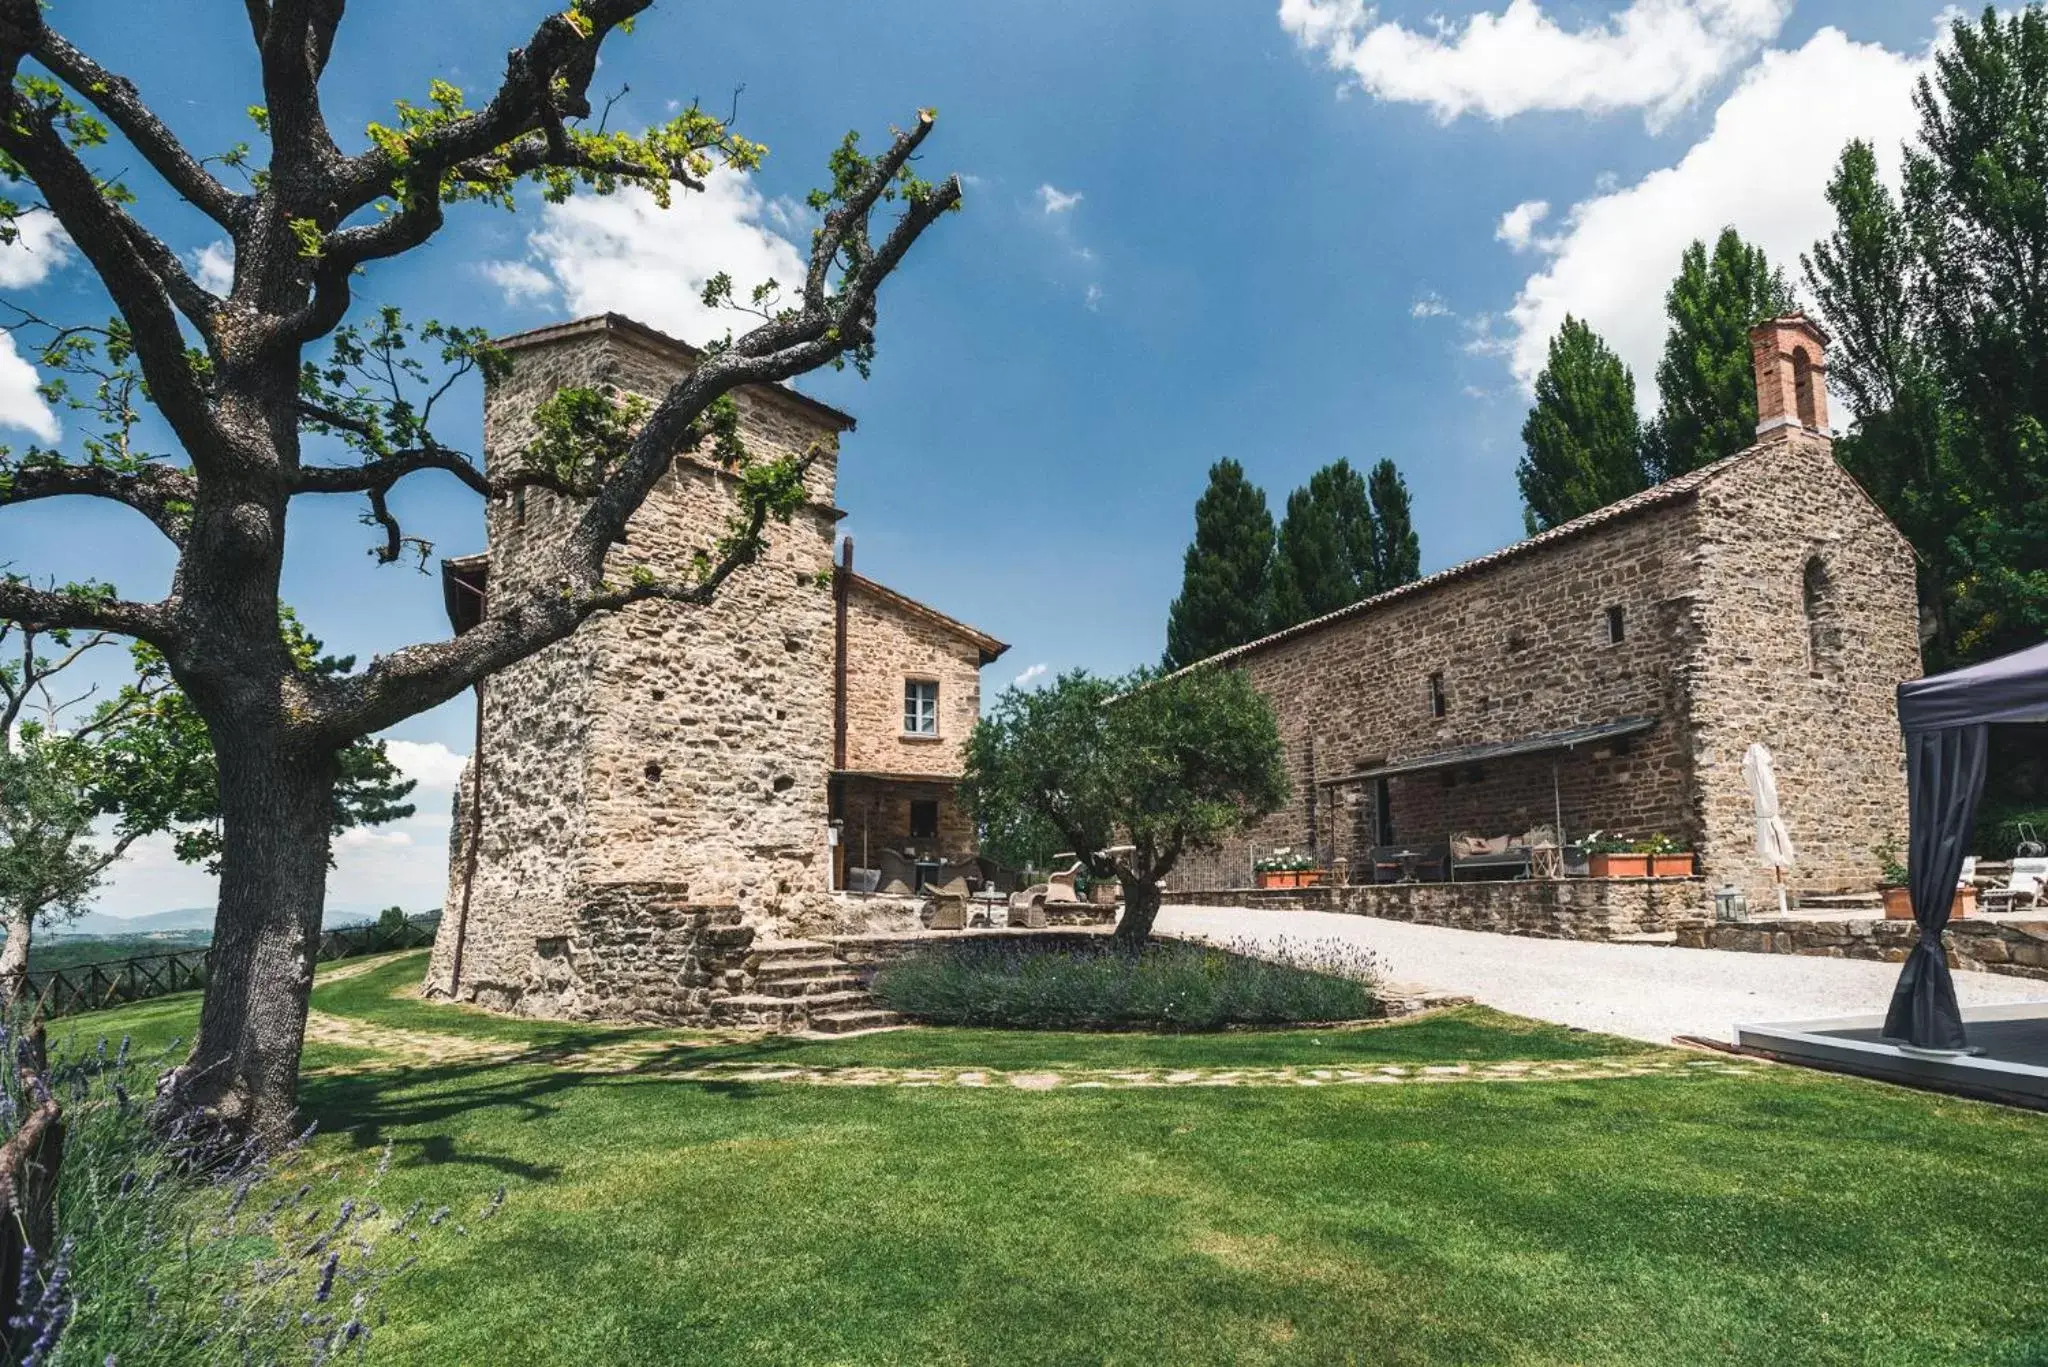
[1113,876,1163,951]
[160,728,337,1148]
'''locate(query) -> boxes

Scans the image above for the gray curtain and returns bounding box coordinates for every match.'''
[1881,723,1989,1049]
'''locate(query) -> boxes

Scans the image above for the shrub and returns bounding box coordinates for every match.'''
[870,937,1379,1031]
[1975,803,2048,859]
[0,1029,494,1365]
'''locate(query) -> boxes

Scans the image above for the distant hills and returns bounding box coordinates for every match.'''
[46,904,413,940]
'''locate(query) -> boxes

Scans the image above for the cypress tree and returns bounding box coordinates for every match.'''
[1644,228,1795,481]
[1162,459,1276,669]
[1516,316,1648,531]
[1269,459,1377,631]
[1366,458,1421,587]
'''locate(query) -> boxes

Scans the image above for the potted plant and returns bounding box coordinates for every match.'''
[1874,840,1976,921]
[1255,850,1296,889]
[1634,833,1695,878]
[1582,832,1649,879]
[1875,840,1911,919]
[1254,850,1321,888]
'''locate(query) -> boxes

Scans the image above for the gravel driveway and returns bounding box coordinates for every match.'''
[1159,903,2048,1045]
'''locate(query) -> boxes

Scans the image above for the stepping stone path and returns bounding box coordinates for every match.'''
[304,1005,1752,1089]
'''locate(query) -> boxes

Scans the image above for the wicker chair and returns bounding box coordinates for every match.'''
[876,849,917,897]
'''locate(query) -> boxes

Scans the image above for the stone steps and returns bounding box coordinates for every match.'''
[706,938,900,1030]
[754,973,868,999]
[810,1008,904,1034]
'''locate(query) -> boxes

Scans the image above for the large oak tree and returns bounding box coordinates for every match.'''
[0,1,958,1143]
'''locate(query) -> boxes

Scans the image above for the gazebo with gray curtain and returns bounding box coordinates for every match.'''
[1887,640,2048,1049]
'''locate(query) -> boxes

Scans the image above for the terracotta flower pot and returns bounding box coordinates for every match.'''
[1297,869,1323,887]
[1882,885,1978,920]
[1649,853,1695,878]
[1257,870,1295,889]
[1589,852,1650,878]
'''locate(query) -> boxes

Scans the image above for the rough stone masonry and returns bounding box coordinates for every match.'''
[424,315,1004,1020]
[1171,314,1922,906]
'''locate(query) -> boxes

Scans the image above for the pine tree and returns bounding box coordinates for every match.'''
[1366,458,1421,587]
[1162,459,1277,669]
[1517,316,1648,531]
[1269,459,1377,631]
[1644,228,1796,480]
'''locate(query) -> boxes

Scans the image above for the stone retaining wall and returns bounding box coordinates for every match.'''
[1678,916,2048,982]
[1171,878,1708,940]
[466,882,763,1021]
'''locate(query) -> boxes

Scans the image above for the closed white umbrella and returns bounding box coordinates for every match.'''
[1743,743,1796,913]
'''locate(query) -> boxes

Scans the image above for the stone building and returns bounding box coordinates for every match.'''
[1172,315,1922,904]
[425,314,1004,1015]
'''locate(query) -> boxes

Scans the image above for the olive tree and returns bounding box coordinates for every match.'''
[961,667,1288,949]
[0,1,959,1143]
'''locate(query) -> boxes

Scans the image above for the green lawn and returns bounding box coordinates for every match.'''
[62,951,2048,1366]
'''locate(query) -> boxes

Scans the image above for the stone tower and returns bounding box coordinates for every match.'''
[425,315,854,1013]
[1750,312,1831,439]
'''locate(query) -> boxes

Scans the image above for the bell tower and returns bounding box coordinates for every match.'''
[1750,312,1830,440]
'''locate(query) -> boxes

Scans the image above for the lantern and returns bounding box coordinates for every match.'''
[1713,884,1748,923]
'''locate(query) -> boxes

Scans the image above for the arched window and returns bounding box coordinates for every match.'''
[1792,346,1819,429]
[1802,555,1839,678]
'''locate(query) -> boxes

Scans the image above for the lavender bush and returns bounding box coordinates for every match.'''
[870,936,1381,1030]
[0,1030,496,1365]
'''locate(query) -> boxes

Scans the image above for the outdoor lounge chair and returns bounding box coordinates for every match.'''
[876,849,917,897]
[925,858,979,900]
[1449,832,1532,881]
[1008,860,1088,928]
[1984,856,2048,913]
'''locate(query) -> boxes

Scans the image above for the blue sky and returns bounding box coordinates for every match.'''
[0,0,1956,914]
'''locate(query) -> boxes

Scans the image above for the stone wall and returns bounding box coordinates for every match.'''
[1680,915,2048,982]
[469,883,759,1021]
[1173,497,1703,889]
[429,317,850,1000]
[1171,431,1921,904]
[1170,879,1708,940]
[1683,433,1919,901]
[841,576,986,776]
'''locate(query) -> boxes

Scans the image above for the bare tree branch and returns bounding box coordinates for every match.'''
[16,23,244,228]
[0,579,172,647]
[0,35,223,465]
[256,0,344,178]
[0,460,195,545]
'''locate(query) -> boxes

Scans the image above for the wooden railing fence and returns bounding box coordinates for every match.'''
[21,915,441,1021]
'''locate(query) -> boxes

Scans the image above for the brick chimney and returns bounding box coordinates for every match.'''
[1750,311,1830,440]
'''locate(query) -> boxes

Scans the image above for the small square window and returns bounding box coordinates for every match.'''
[904,679,939,736]
[1428,672,1447,719]
[909,799,939,839]
[1605,605,1626,644]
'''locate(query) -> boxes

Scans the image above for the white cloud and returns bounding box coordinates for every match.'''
[1494,200,1552,252]
[485,168,805,342]
[0,209,67,441]
[1409,292,1452,319]
[0,333,57,441]
[190,239,234,295]
[1038,184,1083,214]
[0,209,70,289]
[384,739,470,791]
[1083,283,1103,311]
[1278,0,1792,129]
[1496,25,1929,416]
[479,259,555,304]
[1012,662,1049,688]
